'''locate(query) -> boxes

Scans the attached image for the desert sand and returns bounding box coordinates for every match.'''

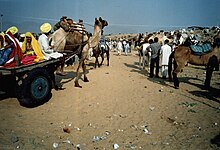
[0,49,220,150]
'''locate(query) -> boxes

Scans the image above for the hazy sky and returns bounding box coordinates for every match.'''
[1,0,220,34]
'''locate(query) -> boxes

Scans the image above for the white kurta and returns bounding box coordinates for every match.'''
[38,34,63,60]
[117,41,123,55]
[161,44,172,65]
[142,43,150,52]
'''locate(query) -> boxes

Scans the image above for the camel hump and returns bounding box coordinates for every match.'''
[68,22,87,34]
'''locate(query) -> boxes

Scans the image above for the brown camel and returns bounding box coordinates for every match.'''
[50,17,108,88]
[168,45,220,89]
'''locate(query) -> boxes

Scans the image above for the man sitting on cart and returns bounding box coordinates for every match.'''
[38,23,66,76]
[21,32,45,65]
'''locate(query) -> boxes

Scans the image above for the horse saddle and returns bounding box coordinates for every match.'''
[190,43,212,55]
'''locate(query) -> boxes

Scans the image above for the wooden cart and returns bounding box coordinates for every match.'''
[0,58,62,107]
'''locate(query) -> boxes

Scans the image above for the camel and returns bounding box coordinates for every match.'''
[50,17,108,88]
[168,45,220,89]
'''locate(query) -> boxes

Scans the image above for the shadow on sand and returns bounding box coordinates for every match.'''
[124,61,220,107]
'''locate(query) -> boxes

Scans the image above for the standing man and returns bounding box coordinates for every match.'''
[160,39,172,79]
[148,37,161,78]
[116,39,123,56]
[124,40,130,56]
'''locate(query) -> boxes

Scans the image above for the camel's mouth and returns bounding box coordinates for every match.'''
[103,20,108,27]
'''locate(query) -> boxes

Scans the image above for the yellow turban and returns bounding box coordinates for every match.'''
[22,32,44,62]
[40,23,52,33]
[0,32,5,37]
[6,26,18,35]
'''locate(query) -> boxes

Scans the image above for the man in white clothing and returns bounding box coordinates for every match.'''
[38,23,65,75]
[116,39,123,56]
[38,23,63,60]
[160,39,172,79]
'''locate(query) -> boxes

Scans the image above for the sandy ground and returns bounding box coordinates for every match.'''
[0,49,220,150]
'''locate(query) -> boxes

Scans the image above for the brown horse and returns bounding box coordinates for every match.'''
[51,17,108,88]
[168,45,220,89]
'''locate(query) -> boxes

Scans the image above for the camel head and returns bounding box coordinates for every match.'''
[95,17,108,29]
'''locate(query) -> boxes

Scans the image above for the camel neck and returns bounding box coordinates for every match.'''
[89,25,102,48]
[93,25,102,37]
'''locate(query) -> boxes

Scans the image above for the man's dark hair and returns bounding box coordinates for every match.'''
[149,39,153,44]
[164,39,169,44]
[154,37,158,43]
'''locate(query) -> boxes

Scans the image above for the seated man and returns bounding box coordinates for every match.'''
[21,32,45,65]
[38,23,65,75]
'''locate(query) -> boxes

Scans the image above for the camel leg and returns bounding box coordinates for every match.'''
[94,56,98,68]
[75,60,83,88]
[75,44,89,88]
[82,60,89,82]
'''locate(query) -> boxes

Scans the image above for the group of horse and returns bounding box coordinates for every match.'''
[137,29,220,90]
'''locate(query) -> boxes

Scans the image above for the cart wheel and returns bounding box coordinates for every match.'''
[17,69,52,107]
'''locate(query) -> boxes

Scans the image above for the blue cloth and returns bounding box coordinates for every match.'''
[0,48,12,65]
[190,43,212,55]
[100,38,105,45]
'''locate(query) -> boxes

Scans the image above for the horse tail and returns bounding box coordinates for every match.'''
[168,51,175,81]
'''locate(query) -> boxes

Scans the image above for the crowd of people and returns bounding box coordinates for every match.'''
[101,35,172,79]
[105,28,220,80]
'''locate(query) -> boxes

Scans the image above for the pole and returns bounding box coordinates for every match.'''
[0,14,3,32]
